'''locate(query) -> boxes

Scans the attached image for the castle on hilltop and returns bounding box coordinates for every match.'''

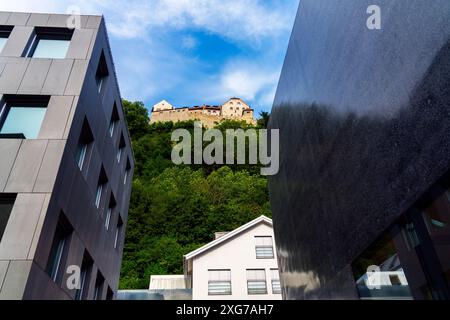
[149,98,256,127]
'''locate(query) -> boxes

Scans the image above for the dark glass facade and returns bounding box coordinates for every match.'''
[268,0,450,299]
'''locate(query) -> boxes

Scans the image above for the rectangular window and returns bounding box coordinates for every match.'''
[114,216,123,249]
[106,194,116,231]
[106,287,114,300]
[247,269,267,295]
[93,271,104,300]
[0,194,16,243]
[95,167,108,209]
[117,134,126,163]
[0,95,50,139]
[109,103,119,138]
[255,236,274,259]
[75,118,94,171]
[0,26,13,53]
[26,27,73,59]
[95,185,103,209]
[95,51,109,95]
[208,270,232,296]
[46,214,72,284]
[271,269,282,294]
[75,251,93,300]
[124,158,131,185]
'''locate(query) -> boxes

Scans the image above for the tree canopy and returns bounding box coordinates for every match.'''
[119,100,272,289]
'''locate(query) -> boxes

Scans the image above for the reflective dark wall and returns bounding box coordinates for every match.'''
[269,0,450,299]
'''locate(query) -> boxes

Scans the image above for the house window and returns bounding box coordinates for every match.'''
[124,158,131,185]
[106,194,116,231]
[95,167,108,209]
[255,236,274,259]
[114,216,123,249]
[75,251,93,300]
[0,194,16,243]
[109,103,120,138]
[0,26,13,53]
[93,271,104,300]
[271,269,282,294]
[117,134,126,163]
[75,118,94,171]
[26,27,73,59]
[208,270,232,295]
[247,269,267,295]
[0,95,50,139]
[46,213,72,284]
[95,51,109,95]
[106,287,114,300]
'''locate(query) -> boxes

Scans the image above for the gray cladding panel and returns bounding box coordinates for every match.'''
[0,26,33,57]
[4,140,47,193]
[38,96,74,140]
[66,29,94,60]
[0,193,47,260]
[41,59,74,95]
[0,139,22,192]
[18,58,52,94]
[0,58,29,93]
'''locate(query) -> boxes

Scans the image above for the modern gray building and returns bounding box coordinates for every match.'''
[269,0,450,299]
[0,11,134,300]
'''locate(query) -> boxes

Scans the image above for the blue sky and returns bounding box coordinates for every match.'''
[0,0,299,114]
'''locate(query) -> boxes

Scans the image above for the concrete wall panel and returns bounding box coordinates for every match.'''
[0,193,46,260]
[5,140,47,193]
[0,26,33,57]
[18,58,52,94]
[0,139,22,192]
[38,96,74,140]
[41,59,74,95]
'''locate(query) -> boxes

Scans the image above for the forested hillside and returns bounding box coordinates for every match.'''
[119,100,271,289]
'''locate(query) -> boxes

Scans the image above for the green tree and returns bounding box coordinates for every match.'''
[122,99,150,140]
[257,111,270,128]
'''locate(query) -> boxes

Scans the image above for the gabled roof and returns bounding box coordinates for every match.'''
[184,215,273,261]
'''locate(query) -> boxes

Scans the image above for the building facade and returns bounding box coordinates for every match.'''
[269,0,450,299]
[0,11,134,300]
[184,216,282,300]
[150,98,256,127]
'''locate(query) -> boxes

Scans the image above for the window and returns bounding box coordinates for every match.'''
[95,167,108,209]
[271,269,281,294]
[247,269,267,295]
[93,271,104,300]
[0,26,13,53]
[75,118,94,171]
[95,51,109,95]
[26,27,73,59]
[114,216,123,249]
[117,134,126,163]
[106,287,114,300]
[109,103,120,138]
[208,270,232,295]
[389,275,402,286]
[255,236,274,259]
[75,251,93,300]
[46,214,72,284]
[0,194,16,243]
[0,95,50,139]
[124,158,131,185]
[106,194,116,230]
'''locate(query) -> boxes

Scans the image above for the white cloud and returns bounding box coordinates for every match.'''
[7,0,294,43]
[181,35,198,50]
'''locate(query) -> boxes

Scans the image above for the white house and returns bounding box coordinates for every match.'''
[183,215,282,300]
